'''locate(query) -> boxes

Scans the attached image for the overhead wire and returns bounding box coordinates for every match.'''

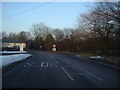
[2,1,54,20]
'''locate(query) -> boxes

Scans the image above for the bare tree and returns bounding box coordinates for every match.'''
[17,31,31,42]
[77,2,120,54]
[30,22,51,39]
[8,32,18,41]
[2,31,8,38]
[52,28,64,42]
[63,28,73,39]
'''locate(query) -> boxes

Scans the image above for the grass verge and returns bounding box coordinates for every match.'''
[53,51,120,67]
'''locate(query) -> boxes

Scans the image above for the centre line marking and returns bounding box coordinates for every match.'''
[49,55,59,64]
[61,66,74,81]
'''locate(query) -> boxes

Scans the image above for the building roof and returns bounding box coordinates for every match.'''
[2,39,25,43]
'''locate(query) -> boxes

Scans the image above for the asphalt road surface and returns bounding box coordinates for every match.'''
[2,50,120,88]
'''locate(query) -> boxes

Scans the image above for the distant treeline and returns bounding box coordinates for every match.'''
[2,2,120,55]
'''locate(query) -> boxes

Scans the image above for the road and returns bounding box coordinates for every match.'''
[2,50,120,88]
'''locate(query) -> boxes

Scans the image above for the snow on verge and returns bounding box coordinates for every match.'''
[89,56,104,59]
[0,54,31,68]
[0,51,27,54]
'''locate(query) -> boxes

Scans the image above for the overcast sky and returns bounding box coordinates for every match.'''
[2,2,95,34]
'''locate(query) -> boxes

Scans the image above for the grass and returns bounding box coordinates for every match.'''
[53,51,120,67]
[78,53,99,57]
[55,51,77,55]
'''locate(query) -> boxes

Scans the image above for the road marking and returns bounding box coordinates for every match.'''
[61,66,74,81]
[32,66,41,67]
[49,55,59,64]
[23,62,32,67]
[54,60,59,64]
[55,64,57,67]
[56,61,59,64]
[50,64,53,67]
[70,73,89,75]
[53,63,57,67]
[41,62,49,67]
[47,55,59,67]
[62,66,102,81]
[79,67,103,81]
[23,65,26,67]
[29,63,32,66]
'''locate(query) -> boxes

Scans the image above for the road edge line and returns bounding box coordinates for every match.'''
[61,66,74,81]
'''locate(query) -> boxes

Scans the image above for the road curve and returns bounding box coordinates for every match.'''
[2,50,120,88]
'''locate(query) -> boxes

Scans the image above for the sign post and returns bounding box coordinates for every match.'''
[52,44,56,51]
